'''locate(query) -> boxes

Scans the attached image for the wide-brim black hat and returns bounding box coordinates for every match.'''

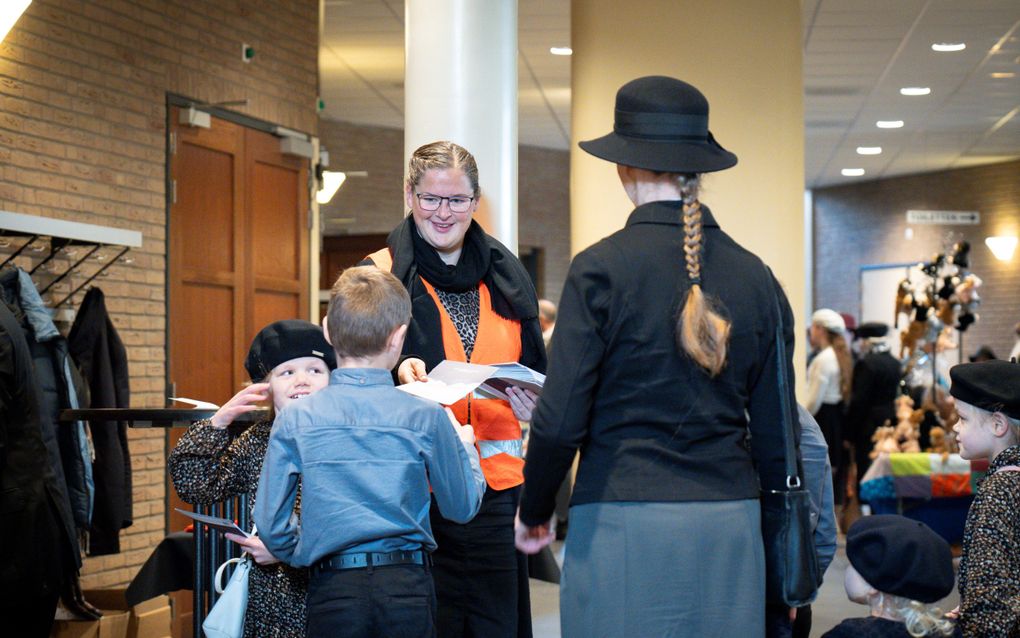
[579,75,738,174]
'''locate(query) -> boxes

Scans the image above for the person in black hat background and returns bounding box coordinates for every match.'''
[821,515,957,637]
[847,322,903,478]
[949,360,1020,637]
[515,75,800,637]
[168,319,336,638]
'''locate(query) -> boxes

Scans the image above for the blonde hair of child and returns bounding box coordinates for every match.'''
[871,593,955,637]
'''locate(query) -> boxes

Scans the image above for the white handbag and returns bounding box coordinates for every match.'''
[202,553,251,638]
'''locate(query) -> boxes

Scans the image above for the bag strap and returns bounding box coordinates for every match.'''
[767,267,801,489]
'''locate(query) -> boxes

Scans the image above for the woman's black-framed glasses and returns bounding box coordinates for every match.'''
[415,193,475,213]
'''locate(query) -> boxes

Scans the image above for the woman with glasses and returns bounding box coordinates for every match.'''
[362,140,546,638]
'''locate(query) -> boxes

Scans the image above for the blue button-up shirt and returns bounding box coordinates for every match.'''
[254,368,485,567]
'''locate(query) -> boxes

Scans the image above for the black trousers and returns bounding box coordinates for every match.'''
[305,563,436,638]
[429,485,532,638]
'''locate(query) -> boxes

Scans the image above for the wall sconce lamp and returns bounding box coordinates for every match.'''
[316,171,347,205]
[985,235,1018,261]
[1,0,31,43]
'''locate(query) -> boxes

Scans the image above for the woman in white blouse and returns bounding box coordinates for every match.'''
[806,308,853,507]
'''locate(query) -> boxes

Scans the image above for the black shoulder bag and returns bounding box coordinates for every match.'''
[761,271,821,608]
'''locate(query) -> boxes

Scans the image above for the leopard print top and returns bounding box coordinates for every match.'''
[168,419,307,638]
[436,287,480,360]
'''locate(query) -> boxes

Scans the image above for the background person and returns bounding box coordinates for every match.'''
[362,140,546,638]
[168,320,336,638]
[538,298,557,350]
[516,75,798,637]
[846,322,902,479]
[806,308,853,509]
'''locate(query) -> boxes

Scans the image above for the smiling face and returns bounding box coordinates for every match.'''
[406,167,477,263]
[268,356,330,412]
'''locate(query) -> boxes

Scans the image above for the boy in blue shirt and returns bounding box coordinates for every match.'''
[254,266,485,637]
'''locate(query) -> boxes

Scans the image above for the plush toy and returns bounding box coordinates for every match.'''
[927,426,952,460]
[894,409,923,453]
[870,424,901,459]
[900,320,927,360]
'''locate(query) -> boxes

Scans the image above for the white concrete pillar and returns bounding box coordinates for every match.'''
[405,0,518,252]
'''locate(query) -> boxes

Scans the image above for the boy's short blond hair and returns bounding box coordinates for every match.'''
[327,266,411,358]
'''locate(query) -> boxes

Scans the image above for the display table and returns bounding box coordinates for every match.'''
[859,452,988,544]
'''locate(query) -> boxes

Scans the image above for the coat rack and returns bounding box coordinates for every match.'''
[0,211,142,308]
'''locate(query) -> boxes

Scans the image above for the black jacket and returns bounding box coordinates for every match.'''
[519,201,798,524]
[68,287,132,555]
[0,268,86,563]
[0,299,76,597]
[846,348,901,446]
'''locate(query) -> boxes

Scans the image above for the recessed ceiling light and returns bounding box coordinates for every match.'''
[991,72,1016,79]
[900,87,931,96]
[931,42,966,52]
[856,146,882,155]
[842,168,866,177]
[549,47,572,56]
[876,120,904,128]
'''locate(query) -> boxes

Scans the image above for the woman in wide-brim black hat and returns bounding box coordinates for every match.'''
[517,76,808,636]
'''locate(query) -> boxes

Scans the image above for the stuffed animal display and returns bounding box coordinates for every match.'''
[896,241,982,365]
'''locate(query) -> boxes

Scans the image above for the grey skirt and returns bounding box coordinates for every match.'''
[561,499,764,638]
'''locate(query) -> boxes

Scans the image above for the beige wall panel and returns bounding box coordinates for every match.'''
[571,0,808,385]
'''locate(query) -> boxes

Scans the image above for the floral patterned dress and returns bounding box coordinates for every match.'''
[168,420,307,638]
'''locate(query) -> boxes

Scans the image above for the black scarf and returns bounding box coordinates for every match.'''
[411,218,490,294]
[382,216,546,373]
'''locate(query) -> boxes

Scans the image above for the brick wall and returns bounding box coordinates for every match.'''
[317,119,572,303]
[0,0,318,588]
[813,159,1020,359]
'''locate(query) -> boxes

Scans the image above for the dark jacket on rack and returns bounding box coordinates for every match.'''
[68,287,132,555]
[0,297,78,599]
[0,267,89,557]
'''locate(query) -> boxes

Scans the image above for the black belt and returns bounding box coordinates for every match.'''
[314,549,430,574]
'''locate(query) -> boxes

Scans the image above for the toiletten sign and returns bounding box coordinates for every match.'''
[906,210,980,225]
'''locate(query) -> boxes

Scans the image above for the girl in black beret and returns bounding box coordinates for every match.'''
[823,515,957,637]
[168,320,336,638]
[949,360,1020,637]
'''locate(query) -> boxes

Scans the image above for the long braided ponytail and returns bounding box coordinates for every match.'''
[676,174,731,376]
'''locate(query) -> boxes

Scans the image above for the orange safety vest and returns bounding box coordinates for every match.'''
[368,248,525,490]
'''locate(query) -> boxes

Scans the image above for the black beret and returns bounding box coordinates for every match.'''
[244,320,336,382]
[950,360,1020,419]
[856,322,889,339]
[846,515,954,603]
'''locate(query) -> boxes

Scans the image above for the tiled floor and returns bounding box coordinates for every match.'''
[529,537,960,638]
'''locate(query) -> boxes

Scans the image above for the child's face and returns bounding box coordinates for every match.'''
[269,356,330,412]
[953,401,997,460]
[844,564,874,605]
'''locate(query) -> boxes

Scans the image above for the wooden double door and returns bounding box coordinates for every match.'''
[166,107,310,635]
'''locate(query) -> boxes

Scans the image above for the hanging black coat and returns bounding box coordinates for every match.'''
[0,298,77,598]
[68,287,132,555]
